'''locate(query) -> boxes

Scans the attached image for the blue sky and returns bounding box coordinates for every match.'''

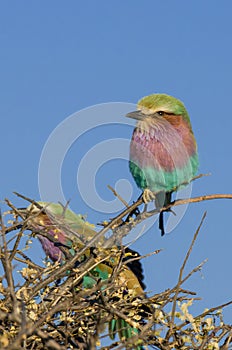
[1,1,232,324]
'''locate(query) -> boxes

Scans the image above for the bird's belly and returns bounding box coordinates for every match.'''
[38,235,63,262]
[129,129,198,192]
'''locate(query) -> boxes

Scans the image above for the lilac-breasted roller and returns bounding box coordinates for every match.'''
[22,202,146,348]
[127,94,199,236]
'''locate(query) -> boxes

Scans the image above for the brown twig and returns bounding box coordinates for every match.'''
[0,210,19,312]
[107,184,130,208]
[168,212,207,335]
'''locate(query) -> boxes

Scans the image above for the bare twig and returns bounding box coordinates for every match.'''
[1,189,232,349]
[107,185,130,208]
[169,212,207,334]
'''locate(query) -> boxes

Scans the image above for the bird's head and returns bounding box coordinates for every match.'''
[22,202,51,227]
[126,93,191,126]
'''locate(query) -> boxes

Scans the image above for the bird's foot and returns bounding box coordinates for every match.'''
[142,189,156,204]
[97,218,124,229]
[125,205,140,223]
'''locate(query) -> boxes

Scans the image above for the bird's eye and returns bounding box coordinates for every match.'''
[157,111,164,116]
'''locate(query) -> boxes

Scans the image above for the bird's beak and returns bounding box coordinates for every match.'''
[126,110,146,121]
[16,208,29,218]
[17,208,28,214]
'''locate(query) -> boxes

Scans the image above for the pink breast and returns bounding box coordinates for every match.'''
[130,119,196,172]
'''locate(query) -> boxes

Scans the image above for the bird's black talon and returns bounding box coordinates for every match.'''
[125,206,141,223]
[134,207,140,216]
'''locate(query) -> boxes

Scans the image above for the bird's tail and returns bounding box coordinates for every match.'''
[159,210,165,236]
[108,248,147,349]
[156,192,172,236]
[109,318,143,350]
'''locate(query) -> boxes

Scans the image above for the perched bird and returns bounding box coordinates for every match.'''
[22,202,146,348]
[25,202,97,263]
[127,93,199,235]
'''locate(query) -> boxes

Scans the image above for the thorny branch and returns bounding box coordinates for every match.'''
[0,182,232,349]
[169,212,207,335]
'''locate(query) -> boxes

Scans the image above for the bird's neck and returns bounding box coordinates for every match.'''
[134,114,192,139]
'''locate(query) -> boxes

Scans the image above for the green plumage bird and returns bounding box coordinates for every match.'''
[22,202,146,349]
[127,93,199,235]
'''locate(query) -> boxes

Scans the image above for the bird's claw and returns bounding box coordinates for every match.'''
[125,206,141,223]
[142,189,156,204]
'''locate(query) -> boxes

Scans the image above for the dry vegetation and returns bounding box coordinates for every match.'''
[0,190,232,350]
